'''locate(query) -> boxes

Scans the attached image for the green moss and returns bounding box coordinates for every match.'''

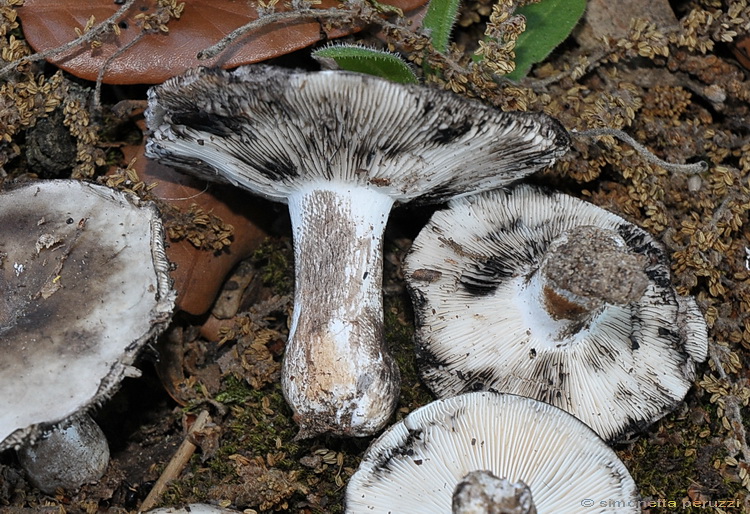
[252,238,294,294]
[214,374,253,404]
[384,293,435,413]
[621,404,742,512]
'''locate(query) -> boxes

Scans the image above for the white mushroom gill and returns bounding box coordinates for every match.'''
[346,392,639,513]
[404,185,708,443]
[145,65,570,437]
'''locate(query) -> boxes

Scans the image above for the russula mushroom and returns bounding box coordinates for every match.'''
[145,65,569,437]
[404,184,708,442]
[0,180,175,491]
[345,391,639,513]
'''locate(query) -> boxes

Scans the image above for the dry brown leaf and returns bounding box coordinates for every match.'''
[17,0,428,84]
[112,120,274,316]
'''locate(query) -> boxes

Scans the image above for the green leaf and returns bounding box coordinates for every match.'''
[422,0,462,53]
[312,45,418,84]
[505,0,587,81]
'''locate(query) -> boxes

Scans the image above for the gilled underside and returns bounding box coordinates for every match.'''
[145,65,570,204]
[145,66,571,438]
[405,185,708,443]
[346,392,638,513]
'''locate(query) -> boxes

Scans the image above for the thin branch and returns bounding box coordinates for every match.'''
[94,32,147,111]
[198,8,357,60]
[573,127,709,174]
[138,410,211,512]
[0,0,137,78]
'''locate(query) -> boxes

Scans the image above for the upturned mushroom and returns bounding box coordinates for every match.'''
[0,180,175,491]
[145,65,570,437]
[345,391,639,513]
[404,184,708,442]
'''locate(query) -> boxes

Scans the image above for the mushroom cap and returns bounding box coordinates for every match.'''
[345,391,639,513]
[404,185,708,443]
[145,65,569,204]
[0,180,175,450]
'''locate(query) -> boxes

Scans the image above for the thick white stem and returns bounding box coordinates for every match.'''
[282,185,400,438]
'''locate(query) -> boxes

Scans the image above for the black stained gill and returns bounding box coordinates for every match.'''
[171,111,247,138]
[371,428,425,475]
[459,258,513,296]
[430,121,473,144]
[253,156,299,181]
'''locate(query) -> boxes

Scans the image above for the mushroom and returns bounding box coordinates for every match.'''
[404,184,708,442]
[145,65,570,437]
[345,391,639,513]
[0,180,175,491]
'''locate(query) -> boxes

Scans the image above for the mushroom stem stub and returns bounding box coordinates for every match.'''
[535,225,649,321]
[283,185,400,438]
[453,471,537,514]
[17,414,109,493]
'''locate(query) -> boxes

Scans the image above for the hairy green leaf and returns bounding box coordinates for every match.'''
[312,45,418,84]
[422,0,462,53]
[506,0,587,81]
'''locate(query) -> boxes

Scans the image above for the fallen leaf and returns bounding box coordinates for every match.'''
[17,0,428,84]
[112,119,275,315]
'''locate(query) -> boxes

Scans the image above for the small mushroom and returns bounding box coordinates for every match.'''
[145,65,569,437]
[404,185,708,442]
[16,413,109,493]
[345,391,639,513]
[0,180,175,491]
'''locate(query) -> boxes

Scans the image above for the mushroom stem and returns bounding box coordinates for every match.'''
[282,184,400,438]
[532,225,649,323]
[452,471,537,514]
[17,413,109,493]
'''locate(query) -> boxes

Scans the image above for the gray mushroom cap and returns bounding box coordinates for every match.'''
[0,180,175,450]
[145,65,570,438]
[404,184,708,443]
[345,392,639,513]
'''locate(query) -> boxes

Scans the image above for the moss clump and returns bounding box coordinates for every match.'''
[252,238,294,295]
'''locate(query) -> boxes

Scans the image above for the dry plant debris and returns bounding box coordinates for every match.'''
[1,0,750,512]
[14,0,428,84]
